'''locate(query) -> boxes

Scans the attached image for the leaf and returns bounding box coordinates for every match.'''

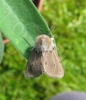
[0,0,51,60]
[0,33,4,63]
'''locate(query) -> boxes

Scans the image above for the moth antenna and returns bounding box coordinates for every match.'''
[33,23,56,36]
[33,23,42,34]
[30,46,35,51]
[47,25,56,36]
[50,25,57,31]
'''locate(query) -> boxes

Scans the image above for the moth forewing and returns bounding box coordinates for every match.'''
[24,48,43,78]
[42,49,64,78]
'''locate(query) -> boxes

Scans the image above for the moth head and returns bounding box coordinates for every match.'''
[35,35,55,51]
[35,35,51,46]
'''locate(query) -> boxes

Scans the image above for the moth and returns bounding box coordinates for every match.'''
[24,26,64,78]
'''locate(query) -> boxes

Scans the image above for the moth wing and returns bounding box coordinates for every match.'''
[24,49,43,78]
[43,50,64,78]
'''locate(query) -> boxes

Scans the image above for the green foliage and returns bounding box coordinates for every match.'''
[0,33,4,63]
[0,0,86,100]
[0,0,50,59]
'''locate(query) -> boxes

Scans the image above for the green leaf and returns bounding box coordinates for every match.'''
[0,0,51,60]
[0,33,4,63]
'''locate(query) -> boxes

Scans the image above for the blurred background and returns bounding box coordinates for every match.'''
[0,0,86,100]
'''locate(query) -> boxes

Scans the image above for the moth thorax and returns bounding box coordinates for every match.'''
[35,35,54,52]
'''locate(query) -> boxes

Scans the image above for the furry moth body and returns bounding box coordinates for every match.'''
[25,35,64,78]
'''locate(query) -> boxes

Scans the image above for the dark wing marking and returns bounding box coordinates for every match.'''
[42,50,64,78]
[24,49,43,78]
